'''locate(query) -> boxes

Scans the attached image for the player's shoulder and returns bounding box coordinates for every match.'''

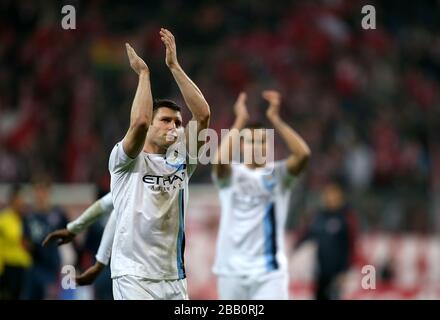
[109,140,139,173]
[165,151,186,166]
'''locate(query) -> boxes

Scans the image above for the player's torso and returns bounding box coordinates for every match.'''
[215,164,288,275]
[227,165,277,236]
[113,152,188,216]
[111,152,189,279]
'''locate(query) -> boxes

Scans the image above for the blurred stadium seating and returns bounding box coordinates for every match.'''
[0,0,439,299]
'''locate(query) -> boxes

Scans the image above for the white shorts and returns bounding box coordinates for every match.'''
[112,275,189,300]
[217,270,288,300]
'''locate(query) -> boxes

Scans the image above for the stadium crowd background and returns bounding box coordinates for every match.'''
[0,0,439,299]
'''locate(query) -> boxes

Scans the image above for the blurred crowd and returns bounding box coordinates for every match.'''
[0,0,439,233]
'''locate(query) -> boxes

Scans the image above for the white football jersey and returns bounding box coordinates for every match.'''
[109,141,195,280]
[212,161,295,276]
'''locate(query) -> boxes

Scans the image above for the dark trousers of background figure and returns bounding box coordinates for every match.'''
[0,266,27,300]
[315,273,341,300]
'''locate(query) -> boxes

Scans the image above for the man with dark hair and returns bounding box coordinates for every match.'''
[212,90,310,299]
[153,99,181,113]
[0,184,31,299]
[294,179,358,300]
[45,29,210,300]
[45,28,210,300]
[108,28,210,300]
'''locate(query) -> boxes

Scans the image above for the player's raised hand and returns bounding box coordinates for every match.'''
[42,228,75,246]
[262,90,281,121]
[125,43,149,75]
[234,92,249,123]
[160,28,179,69]
[75,262,105,286]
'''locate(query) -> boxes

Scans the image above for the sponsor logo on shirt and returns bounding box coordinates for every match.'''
[142,171,186,192]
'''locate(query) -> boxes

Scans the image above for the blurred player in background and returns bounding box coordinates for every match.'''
[22,176,68,299]
[211,90,310,299]
[0,185,31,299]
[294,179,358,300]
[108,28,210,300]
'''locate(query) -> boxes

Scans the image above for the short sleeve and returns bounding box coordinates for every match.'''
[99,193,114,213]
[109,141,136,174]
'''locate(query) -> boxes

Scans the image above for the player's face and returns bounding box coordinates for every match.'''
[242,128,267,166]
[148,107,183,149]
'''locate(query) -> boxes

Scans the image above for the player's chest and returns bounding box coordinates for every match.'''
[138,157,187,192]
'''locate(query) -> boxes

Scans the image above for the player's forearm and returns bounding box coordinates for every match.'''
[67,199,110,235]
[213,118,244,174]
[218,116,246,162]
[123,72,153,158]
[270,116,311,159]
[129,71,153,127]
[170,65,210,123]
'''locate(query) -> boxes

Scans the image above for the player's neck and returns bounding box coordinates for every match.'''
[143,142,167,155]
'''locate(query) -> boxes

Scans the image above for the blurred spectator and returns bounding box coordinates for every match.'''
[22,175,68,299]
[294,179,358,300]
[0,184,32,299]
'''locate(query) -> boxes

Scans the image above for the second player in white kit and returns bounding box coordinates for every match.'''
[212,91,310,299]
